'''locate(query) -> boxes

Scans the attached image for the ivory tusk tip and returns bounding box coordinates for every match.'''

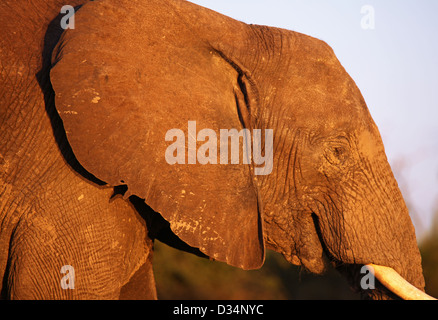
[366,264,437,300]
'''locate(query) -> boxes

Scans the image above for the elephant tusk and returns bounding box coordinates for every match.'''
[366,264,437,300]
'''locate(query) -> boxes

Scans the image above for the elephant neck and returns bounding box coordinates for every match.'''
[0,0,88,131]
[1,1,86,50]
[0,0,93,191]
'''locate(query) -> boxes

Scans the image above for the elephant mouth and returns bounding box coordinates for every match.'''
[311,214,436,300]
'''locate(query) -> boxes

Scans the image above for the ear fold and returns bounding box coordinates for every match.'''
[50,0,264,269]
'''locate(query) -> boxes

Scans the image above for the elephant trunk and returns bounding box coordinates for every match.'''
[310,138,430,299]
[367,264,436,300]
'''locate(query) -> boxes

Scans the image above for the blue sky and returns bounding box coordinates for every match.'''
[190,0,438,239]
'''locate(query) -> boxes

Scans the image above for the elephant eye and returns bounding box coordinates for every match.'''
[333,146,344,158]
[324,145,349,165]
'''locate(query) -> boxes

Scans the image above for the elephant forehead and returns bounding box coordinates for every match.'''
[272,84,366,134]
[263,49,368,132]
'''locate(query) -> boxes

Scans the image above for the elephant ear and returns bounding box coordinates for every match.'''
[50,0,264,269]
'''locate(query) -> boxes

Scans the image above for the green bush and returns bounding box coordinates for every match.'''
[153,223,438,300]
[153,241,360,300]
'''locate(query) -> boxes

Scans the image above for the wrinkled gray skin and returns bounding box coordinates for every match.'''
[0,0,426,299]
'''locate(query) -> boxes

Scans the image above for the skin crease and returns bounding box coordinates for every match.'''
[0,0,426,299]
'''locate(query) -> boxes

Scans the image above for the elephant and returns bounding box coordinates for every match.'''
[0,0,435,300]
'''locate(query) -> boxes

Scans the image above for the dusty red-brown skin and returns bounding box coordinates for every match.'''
[0,0,425,299]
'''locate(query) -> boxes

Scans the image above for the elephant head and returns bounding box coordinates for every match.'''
[50,0,432,299]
